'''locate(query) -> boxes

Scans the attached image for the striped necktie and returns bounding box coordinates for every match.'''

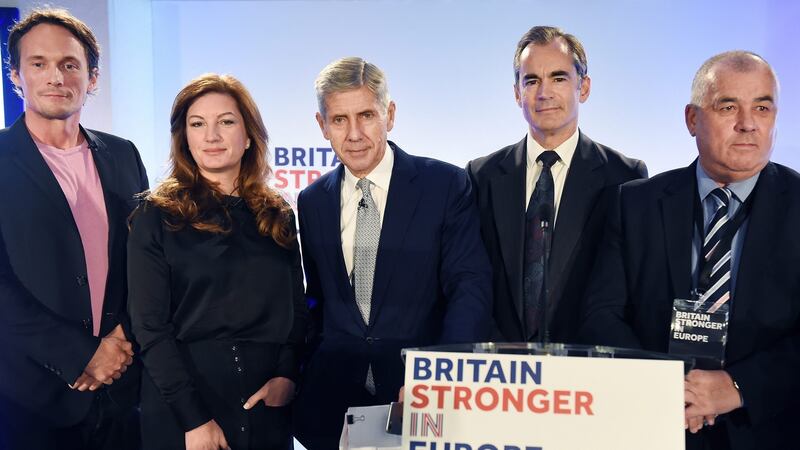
[700,187,733,313]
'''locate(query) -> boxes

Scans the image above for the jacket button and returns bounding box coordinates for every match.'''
[76,275,88,286]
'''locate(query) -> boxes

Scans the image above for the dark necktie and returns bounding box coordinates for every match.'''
[523,150,560,340]
[700,187,733,313]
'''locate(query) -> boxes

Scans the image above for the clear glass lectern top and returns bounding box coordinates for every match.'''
[402,342,695,374]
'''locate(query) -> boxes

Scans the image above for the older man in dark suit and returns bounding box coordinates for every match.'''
[467,26,646,344]
[0,8,148,450]
[293,57,492,449]
[581,51,799,450]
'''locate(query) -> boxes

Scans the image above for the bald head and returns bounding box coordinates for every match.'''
[690,51,779,107]
[685,50,779,184]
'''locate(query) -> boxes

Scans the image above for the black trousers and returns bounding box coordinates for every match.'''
[140,340,292,450]
[0,390,140,450]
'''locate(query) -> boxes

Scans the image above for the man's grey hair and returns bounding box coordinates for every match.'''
[690,50,779,106]
[315,57,391,119]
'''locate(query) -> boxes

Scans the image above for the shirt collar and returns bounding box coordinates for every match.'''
[695,161,760,204]
[342,143,394,193]
[526,128,579,169]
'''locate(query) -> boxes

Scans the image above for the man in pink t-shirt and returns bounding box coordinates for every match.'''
[0,8,148,450]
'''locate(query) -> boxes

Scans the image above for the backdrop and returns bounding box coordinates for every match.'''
[104,0,800,205]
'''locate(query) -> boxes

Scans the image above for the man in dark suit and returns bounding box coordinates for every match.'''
[293,57,492,449]
[467,26,646,344]
[0,9,148,450]
[581,51,799,449]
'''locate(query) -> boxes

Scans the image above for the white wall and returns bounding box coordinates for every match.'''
[132,0,800,206]
[4,0,799,194]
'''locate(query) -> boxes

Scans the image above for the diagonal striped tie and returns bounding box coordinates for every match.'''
[700,187,732,313]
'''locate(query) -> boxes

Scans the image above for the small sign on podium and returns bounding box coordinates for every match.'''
[340,404,402,450]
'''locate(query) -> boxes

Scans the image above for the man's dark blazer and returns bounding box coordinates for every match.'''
[580,161,800,450]
[294,142,492,445]
[0,115,148,427]
[466,131,646,343]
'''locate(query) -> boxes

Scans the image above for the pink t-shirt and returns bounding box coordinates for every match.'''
[36,139,109,337]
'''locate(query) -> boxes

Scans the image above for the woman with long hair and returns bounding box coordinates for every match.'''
[128,73,306,450]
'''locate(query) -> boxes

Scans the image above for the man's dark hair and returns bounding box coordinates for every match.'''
[6,8,100,75]
[513,26,587,84]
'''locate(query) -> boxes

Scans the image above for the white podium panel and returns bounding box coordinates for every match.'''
[403,350,685,450]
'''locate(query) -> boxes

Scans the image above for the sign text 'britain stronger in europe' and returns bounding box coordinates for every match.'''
[403,350,685,450]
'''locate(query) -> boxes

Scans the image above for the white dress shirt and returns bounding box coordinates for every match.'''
[524,129,579,226]
[340,144,394,276]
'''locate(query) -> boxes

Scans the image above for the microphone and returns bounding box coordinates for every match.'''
[538,203,553,229]
[358,198,368,210]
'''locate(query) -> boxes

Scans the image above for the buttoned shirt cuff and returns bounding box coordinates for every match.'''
[273,344,300,381]
[168,388,213,432]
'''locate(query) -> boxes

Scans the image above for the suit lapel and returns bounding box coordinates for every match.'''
[730,162,785,356]
[7,117,76,225]
[490,138,527,322]
[84,127,117,205]
[317,165,364,327]
[369,144,421,323]
[83,128,119,262]
[82,129,121,332]
[547,132,604,318]
[660,163,697,299]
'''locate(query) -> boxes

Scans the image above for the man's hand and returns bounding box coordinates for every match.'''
[684,369,742,429]
[685,414,704,433]
[70,372,103,392]
[243,377,295,410]
[684,410,716,434]
[107,323,127,340]
[78,324,134,386]
[185,420,230,450]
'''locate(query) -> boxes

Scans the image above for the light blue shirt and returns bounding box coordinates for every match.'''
[691,163,760,298]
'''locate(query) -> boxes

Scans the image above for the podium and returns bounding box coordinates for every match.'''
[340,343,693,450]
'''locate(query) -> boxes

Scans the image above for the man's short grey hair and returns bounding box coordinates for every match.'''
[315,57,391,119]
[690,50,779,106]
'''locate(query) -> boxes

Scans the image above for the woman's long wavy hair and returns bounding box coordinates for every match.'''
[147,73,295,248]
